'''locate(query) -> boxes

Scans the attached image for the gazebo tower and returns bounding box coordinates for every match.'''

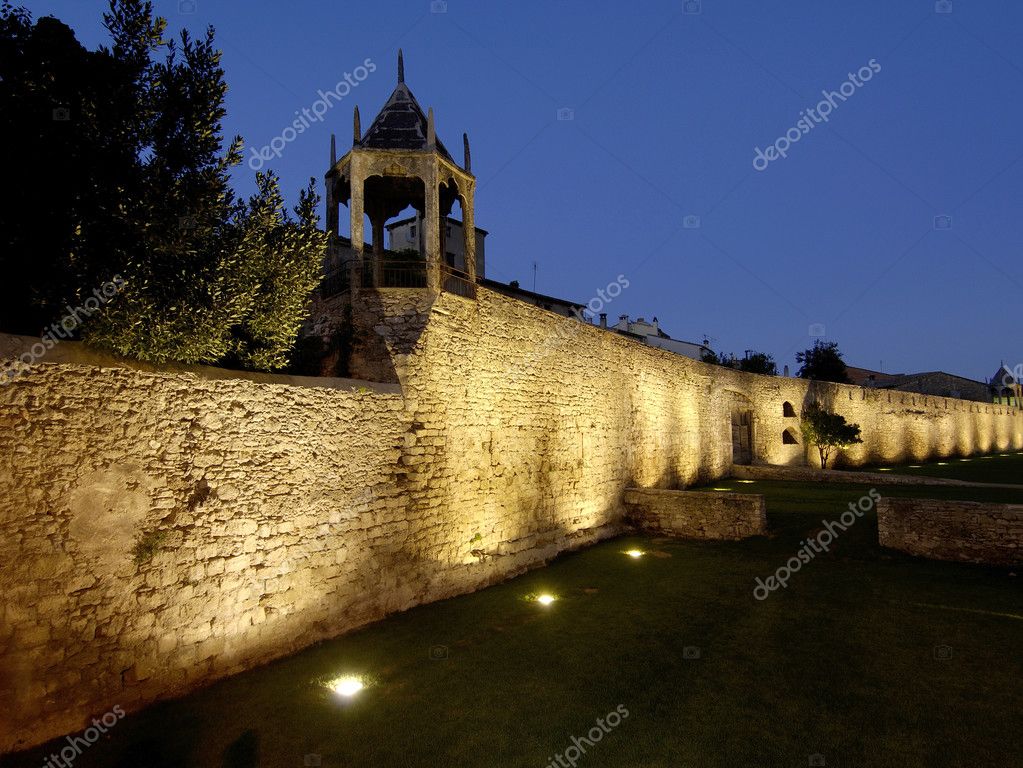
[324,50,477,295]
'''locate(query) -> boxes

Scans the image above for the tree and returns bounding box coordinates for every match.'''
[739,351,777,376]
[796,340,851,383]
[2,2,326,369]
[800,402,863,469]
[0,2,162,332]
[86,173,327,368]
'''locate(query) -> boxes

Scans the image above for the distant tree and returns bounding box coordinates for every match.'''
[796,340,851,383]
[800,402,863,469]
[738,351,777,376]
[701,349,776,375]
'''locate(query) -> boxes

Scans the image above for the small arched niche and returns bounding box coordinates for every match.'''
[782,428,799,445]
[782,401,797,418]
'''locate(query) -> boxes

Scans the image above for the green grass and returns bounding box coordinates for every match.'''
[857,450,1023,485]
[8,480,1022,768]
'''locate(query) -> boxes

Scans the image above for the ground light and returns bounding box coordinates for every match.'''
[878,468,892,471]
[536,594,556,606]
[712,487,731,491]
[736,479,756,484]
[625,549,644,558]
[327,676,365,698]
[909,465,922,468]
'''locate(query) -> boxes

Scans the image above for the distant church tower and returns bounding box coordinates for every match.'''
[324,50,477,294]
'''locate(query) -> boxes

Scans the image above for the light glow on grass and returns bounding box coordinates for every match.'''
[878,468,892,472]
[937,462,948,466]
[536,594,556,606]
[909,465,922,468]
[736,479,756,484]
[712,487,731,492]
[625,549,644,558]
[328,676,365,698]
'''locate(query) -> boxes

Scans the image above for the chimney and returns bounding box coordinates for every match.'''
[783,364,790,377]
[599,313,607,329]
[652,316,658,331]
[618,314,628,327]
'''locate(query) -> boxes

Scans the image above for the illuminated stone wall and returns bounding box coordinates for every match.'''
[2,289,1022,752]
[0,363,417,752]
[877,497,1023,565]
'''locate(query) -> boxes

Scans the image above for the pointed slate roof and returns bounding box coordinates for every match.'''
[358,51,454,161]
[992,363,1018,387]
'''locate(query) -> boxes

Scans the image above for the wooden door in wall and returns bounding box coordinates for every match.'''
[731,410,753,464]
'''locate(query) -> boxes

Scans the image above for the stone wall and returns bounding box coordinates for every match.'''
[623,488,767,539]
[877,497,1023,566]
[2,286,1022,752]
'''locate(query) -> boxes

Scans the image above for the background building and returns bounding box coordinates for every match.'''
[387,215,487,279]
[607,315,712,361]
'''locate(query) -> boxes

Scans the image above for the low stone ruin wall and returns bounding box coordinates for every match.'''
[877,497,1023,566]
[623,488,767,540]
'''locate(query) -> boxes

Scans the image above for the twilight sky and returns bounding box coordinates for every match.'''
[30,0,1023,381]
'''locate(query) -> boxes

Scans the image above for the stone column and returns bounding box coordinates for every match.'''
[424,168,441,293]
[461,187,477,284]
[350,175,365,254]
[371,214,385,287]
[349,162,365,292]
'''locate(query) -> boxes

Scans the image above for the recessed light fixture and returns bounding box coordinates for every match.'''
[625,549,644,558]
[536,594,556,606]
[328,676,365,698]
[736,479,756,484]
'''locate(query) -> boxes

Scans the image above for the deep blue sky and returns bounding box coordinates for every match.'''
[28,0,1023,381]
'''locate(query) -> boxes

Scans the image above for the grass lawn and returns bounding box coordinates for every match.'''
[856,450,1023,485]
[8,480,1022,768]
